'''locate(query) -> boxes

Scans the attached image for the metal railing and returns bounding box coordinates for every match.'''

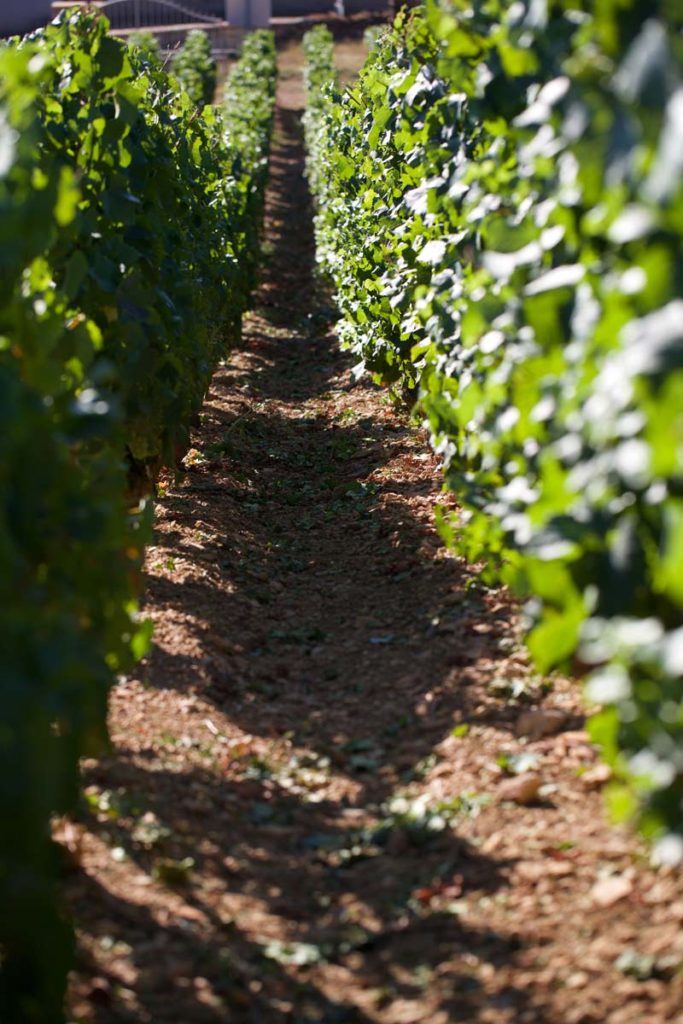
[51,1,228,29]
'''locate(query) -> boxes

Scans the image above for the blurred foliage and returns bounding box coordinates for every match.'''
[362,23,387,54]
[0,15,275,1020]
[303,1,683,854]
[127,29,161,63]
[171,28,217,107]
[223,31,279,299]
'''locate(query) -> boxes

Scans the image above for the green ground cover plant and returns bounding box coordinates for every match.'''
[0,17,275,1020]
[303,3,683,856]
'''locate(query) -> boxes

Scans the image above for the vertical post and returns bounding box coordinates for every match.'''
[226,0,248,26]
[134,0,141,27]
[226,0,272,28]
[251,0,271,27]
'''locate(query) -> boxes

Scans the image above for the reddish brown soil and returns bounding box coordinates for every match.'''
[64,55,683,1024]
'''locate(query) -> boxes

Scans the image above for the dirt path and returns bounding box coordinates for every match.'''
[65,59,683,1024]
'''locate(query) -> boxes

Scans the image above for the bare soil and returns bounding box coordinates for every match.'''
[64,49,683,1024]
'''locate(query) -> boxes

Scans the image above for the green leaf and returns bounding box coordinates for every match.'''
[131,617,154,661]
[54,166,79,227]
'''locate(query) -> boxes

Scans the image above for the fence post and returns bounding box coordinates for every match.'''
[134,0,141,26]
[225,0,247,26]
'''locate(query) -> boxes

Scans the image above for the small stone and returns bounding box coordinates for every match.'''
[515,707,568,741]
[591,875,633,907]
[548,860,574,876]
[581,763,611,788]
[516,861,546,882]
[88,978,112,1005]
[669,900,683,920]
[497,772,542,805]
[566,971,589,989]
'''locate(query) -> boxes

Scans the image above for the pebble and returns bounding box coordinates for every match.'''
[581,764,612,789]
[591,875,633,907]
[497,772,542,805]
[515,707,568,741]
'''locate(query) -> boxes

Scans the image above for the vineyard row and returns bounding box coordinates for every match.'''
[0,18,276,1021]
[302,1,683,852]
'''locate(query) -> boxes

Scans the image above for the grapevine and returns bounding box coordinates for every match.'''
[303,2,683,853]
